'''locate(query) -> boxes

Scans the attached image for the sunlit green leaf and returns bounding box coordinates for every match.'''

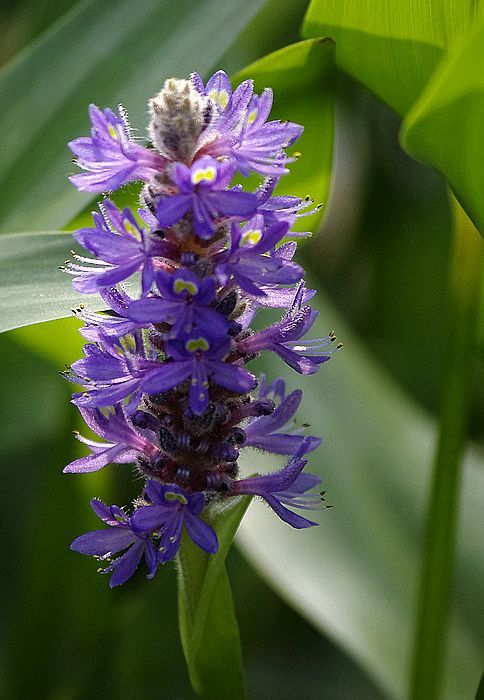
[0,0,268,233]
[0,232,104,333]
[402,14,484,233]
[177,496,251,699]
[302,0,478,116]
[237,292,484,700]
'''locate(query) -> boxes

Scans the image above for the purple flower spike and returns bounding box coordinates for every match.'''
[65,70,339,586]
[65,200,172,295]
[71,499,158,587]
[156,156,257,239]
[131,481,218,563]
[64,404,160,473]
[230,441,322,529]
[69,104,166,192]
[244,377,321,456]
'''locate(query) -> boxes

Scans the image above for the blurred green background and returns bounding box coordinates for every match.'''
[1,1,483,698]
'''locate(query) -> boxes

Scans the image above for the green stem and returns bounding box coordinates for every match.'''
[409,197,484,699]
[177,497,250,699]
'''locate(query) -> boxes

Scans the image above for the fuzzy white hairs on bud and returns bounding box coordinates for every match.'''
[148,78,210,162]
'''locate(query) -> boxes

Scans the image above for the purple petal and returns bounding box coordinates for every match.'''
[140,361,193,395]
[109,540,145,587]
[70,528,135,556]
[63,444,129,473]
[156,194,192,227]
[127,297,169,323]
[184,511,219,554]
[90,499,121,525]
[205,189,257,217]
[131,505,171,534]
[263,493,318,529]
[145,540,159,579]
[208,361,257,394]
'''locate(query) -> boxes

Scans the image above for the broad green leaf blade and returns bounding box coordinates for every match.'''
[0,232,106,333]
[0,0,268,233]
[402,14,484,233]
[234,38,335,233]
[177,496,251,699]
[302,0,478,116]
[237,293,484,699]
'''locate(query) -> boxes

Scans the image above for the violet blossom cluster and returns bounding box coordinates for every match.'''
[64,71,339,587]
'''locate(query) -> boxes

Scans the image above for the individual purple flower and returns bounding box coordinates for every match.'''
[244,377,321,456]
[192,71,303,177]
[69,104,166,192]
[155,156,257,239]
[141,329,257,416]
[192,72,253,157]
[74,287,147,342]
[71,499,158,587]
[213,216,303,299]
[64,404,160,473]
[67,335,158,409]
[131,480,218,563]
[255,176,320,234]
[65,200,173,295]
[127,268,228,336]
[231,88,303,176]
[230,441,322,528]
[237,284,340,373]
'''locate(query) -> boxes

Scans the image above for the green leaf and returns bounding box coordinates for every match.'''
[0,232,105,333]
[177,496,251,699]
[402,14,484,233]
[237,293,484,699]
[0,0,269,233]
[234,38,335,234]
[302,0,478,116]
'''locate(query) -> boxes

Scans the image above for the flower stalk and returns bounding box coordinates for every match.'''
[409,197,484,699]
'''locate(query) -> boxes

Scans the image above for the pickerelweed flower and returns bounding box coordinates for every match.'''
[65,70,340,586]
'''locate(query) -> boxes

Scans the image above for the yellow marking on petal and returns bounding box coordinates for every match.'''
[114,513,126,523]
[247,108,258,125]
[164,491,188,505]
[192,167,217,184]
[209,89,229,109]
[186,337,209,352]
[123,220,138,237]
[108,124,119,140]
[174,279,198,296]
[241,229,262,246]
